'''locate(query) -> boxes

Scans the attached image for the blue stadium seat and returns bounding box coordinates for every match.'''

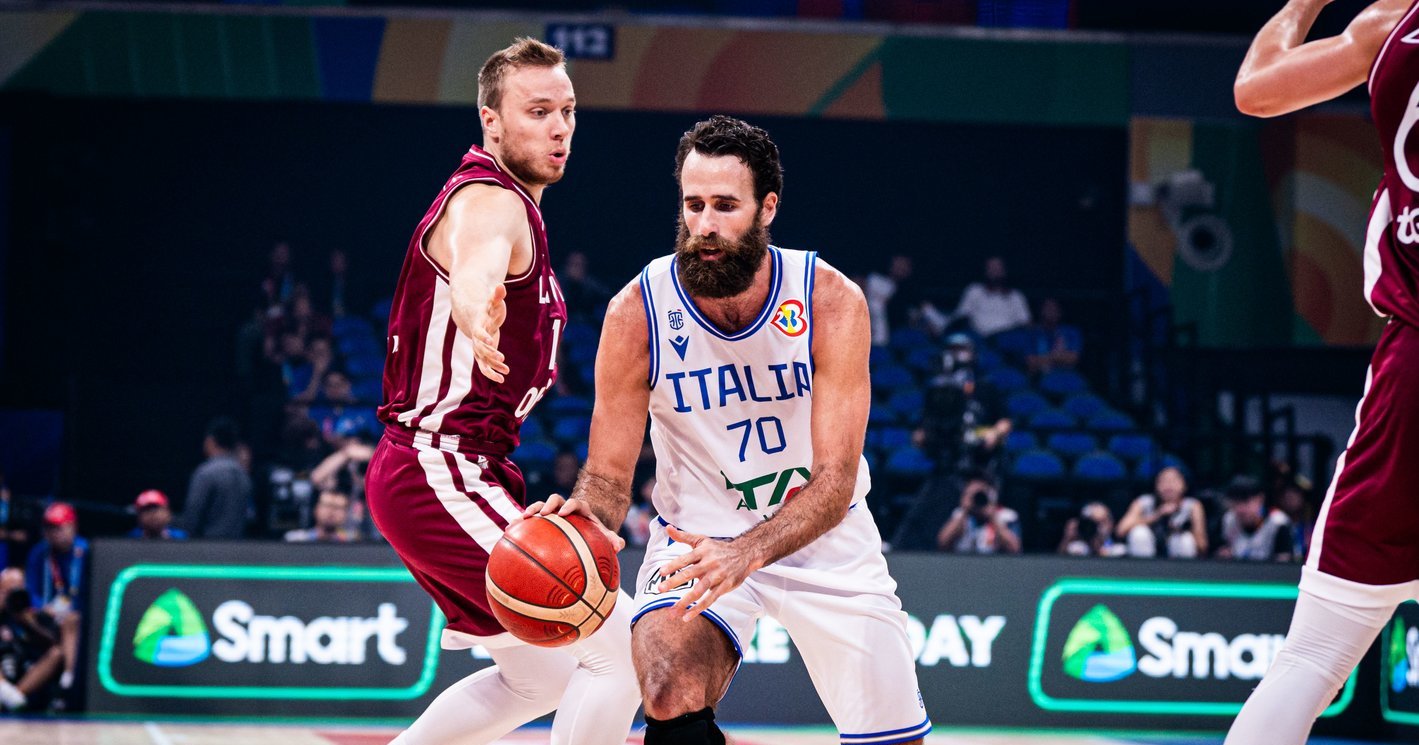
[889,328,929,352]
[991,327,1035,358]
[877,427,913,451]
[868,404,898,426]
[332,316,375,340]
[345,353,383,379]
[1046,432,1098,459]
[575,441,589,462]
[1086,409,1135,432]
[334,408,378,439]
[1006,390,1049,419]
[564,322,598,347]
[1010,449,1065,479]
[286,365,315,398]
[1004,430,1038,454]
[872,363,914,391]
[547,395,592,415]
[885,447,933,479]
[352,377,382,404]
[869,345,894,366]
[371,298,393,323]
[904,346,941,374]
[1135,454,1186,481]
[551,416,590,444]
[887,389,925,419]
[519,417,545,442]
[337,333,381,358]
[518,440,558,471]
[1074,452,1128,481]
[1029,408,1077,429]
[984,367,1029,393]
[1040,369,1088,397]
[1062,392,1108,420]
[567,342,597,366]
[1107,433,1155,462]
[976,346,1004,372]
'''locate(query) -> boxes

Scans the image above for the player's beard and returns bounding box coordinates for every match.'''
[675,212,770,300]
[500,139,566,187]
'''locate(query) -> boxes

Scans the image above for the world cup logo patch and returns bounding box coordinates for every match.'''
[771,299,808,337]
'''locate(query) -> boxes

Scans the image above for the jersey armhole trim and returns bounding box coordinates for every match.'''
[1369,0,1419,93]
[805,250,819,372]
[641,266,660,389]
[418,177,539,284]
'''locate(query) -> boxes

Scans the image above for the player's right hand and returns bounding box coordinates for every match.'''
[474,284,510,383]
[519,494,627,552]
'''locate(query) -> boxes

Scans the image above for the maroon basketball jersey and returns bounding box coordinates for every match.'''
[1365,0,1419,328]
[378,145,567,455]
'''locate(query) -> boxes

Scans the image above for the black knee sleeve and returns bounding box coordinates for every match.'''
[643,707,725,745]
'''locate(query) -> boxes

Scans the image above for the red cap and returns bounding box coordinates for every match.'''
[44,502,77,526]
[134,489,169,510]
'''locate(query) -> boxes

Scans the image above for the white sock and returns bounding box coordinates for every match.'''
[1224,588,1395,745]
[550,599,642,745]
[392,643,577,745]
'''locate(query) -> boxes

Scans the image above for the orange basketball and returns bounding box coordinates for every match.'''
[486,513,621,647]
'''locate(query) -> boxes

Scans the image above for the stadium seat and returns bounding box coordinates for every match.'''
[1028,408,1076,429]
[904,346,941,374]
[877,427,913,451]
[984,367,1029,393]
[869,404,898,426]
[567,342,597,367]
[991,327,1035,358]
[872,362,915,391]
[1135,453,1186,481]
[1040,369,1088,397]
[1086,409,1135,432]
[887,389,925,420]
[1107,433,1155,462]
[332,316,375,340]
[869,345,894,366]
[1074,451,1128,481]
[575,441,588,462]
[547,395,592,415]
[1046,431,1098,459]
[337,333,382,358]
[1006,390,1049,419]
[517,440,558,471]
[889,327,929,352]
[551,416,590,444]
[1010,449,1065,479]
[976,346,1004,372]
[1062,392,1107,420]
[1004,430,1038,454]
[564,322,598,347]
[352,377,382,404]
[371,298,393,323]
[286,365,315,398]
[884,446,933,479]
[345,353,383,379]
[334,408,378,439]
[519,417,545,442]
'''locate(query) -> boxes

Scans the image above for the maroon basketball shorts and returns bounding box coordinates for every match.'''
[367,430,527,649]
[1304,319,1419,606]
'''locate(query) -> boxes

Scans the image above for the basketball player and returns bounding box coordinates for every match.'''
[527,116,930,744]
[1225,2,1419,742]
[365,38,639,745]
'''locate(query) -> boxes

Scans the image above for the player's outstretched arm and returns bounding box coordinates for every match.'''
[657,263,869,619]
[429,184,530,383]
[523,280,649,545]
[1235,0,1410,118]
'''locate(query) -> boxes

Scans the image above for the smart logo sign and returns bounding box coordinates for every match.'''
[98,565,443,699]
[1381,601,1419,725]
[1029,579,1356,716]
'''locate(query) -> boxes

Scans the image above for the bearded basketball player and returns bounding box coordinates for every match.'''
[365,38,639,745]
[527,116,930,744]
[1226,1,1419,742]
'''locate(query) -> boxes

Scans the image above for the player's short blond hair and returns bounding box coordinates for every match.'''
[477,37,566,112]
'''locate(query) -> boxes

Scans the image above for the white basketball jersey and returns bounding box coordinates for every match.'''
[639,246,871,538]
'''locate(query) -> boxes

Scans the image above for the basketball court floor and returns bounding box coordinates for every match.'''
[0,720,1382,745]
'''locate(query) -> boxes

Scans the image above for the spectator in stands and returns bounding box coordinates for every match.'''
[291,336,337,403]
[23,504,84,696]
[1058,501,1126,557]
[287,289,332,343]
[284,489,357,543]
[1024,297,1082,374]
[178,417,252,539]
[128,490,187,540]
[1273,476,1315,561]
[0,469,29,568]
[621,476,655,549]
[260,241,296,309]
[560,251,612,322]
[950,255,1031,338]
[864,254,944,345]
[0,568,62,712]
[1116,466,1208,558]
[935,472,1021,554]
[550,450,580,498]
[1216,476,1292,562]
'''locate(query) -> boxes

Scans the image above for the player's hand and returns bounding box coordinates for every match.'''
[474,285,510,383]
[518,494,626,552]
[657,526,757,622]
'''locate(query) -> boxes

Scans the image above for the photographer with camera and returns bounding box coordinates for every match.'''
[935,472,1021,554]
[0,567,62,711]
[1058,501,1126,557]
[1116,465,1208,559]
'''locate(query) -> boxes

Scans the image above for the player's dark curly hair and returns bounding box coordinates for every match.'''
[674,115,784,203]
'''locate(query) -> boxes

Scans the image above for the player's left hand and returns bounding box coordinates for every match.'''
[657,526,758,622]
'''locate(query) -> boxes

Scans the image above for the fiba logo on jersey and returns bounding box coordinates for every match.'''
[771,299,807,337]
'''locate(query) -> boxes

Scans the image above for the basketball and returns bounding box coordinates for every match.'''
[485,513,621,647]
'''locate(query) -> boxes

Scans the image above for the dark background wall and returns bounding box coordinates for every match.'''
[0,93,1126,509]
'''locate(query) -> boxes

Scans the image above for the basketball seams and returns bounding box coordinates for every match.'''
[543,515,614,610]
[498,518,616,625]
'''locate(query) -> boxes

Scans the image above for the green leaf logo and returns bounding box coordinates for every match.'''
[1062,604,1136,682]
[1392,619,1410,694]
[133,589,211,667]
